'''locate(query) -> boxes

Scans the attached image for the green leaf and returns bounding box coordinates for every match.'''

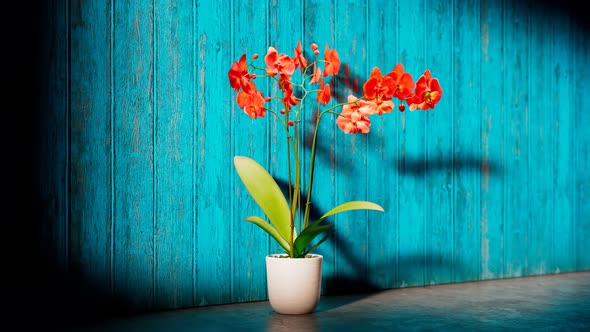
[245,216,290,252]
[294,223,334,257]
[320,201,384,220]
[301,230,335,257]
[233,156,292,243]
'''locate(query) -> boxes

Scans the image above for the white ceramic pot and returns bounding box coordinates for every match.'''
[265,254,323,315]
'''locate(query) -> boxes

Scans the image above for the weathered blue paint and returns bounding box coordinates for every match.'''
[453,0,482,283]
[70,0,112,294]
[196,0,233,306]
[113,0,155,312]
[503,0,529,279]
[397,0,427,288]
[154,0,195,308]
[425,0,454,285]
[367,0,400,289]
[479,0,505,280]
[302,0,338,294]
[38,0,590,312]
[527,1,554,276]
[232,0,269,303]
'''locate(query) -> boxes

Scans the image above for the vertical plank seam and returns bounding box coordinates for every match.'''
[110,0,116,296]
[450,0,456,283]
[330,0,344,275]
[525,0,531,276]
[152,0,158,308]
[549,7,555,273]
[66,0,71,272]
[229,0,235,303]
[572,22,578,270]
[364,0,369,283]
[501,0,506,278]
[568,18,575,272]
[192,0,198,306]
[422,0,430,285]
[477,0,482,280]
[395,0,400,288]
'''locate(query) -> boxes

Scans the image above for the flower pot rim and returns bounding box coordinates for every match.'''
[267,254,323,259]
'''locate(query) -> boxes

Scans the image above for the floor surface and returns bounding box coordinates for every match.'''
[76,271,590,331]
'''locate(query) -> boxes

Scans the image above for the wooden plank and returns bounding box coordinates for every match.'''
[333,0,371,292]
[575,20,590,271]
[479,0,505,280]
[37,0,68,274]
[366,0,399,290]
[397,0,427,288]
[153,0,195,309]
[195,0,232,306]
[231,0,269,303]
[452,0,481,283]
[269,0,303,257]
[503,0,529,278]
[552,14,575,274]
[302,0,337,295]
[425,0,454,285]
[113,0,155,312]
[526,2,553,276]
[70,0,112,295]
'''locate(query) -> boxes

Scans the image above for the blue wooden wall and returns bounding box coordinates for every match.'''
[37,0,590,313]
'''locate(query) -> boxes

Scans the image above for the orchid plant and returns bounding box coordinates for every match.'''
[229,41,442,258]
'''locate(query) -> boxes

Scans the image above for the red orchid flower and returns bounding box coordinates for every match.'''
[265,47,296,77]
[323,44,341,77]
[228,54,254,93]
[336,95,372,134]
[237,85,266,119]
[293,40,308,69]
[316,79,331,106]
[279,75,299,109]
[407,69,442,111]
[363,67,396,104]
[386,63,415,101]
[310,64,321,84]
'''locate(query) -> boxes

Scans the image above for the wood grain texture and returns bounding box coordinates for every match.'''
[453,0,481,283]
[232,0,269,303]
[38,0,69,275]
[334,0,371,290]
[153,0,195,308]
[37,0,590,312]
[113,0,155,311]
[366,0,399,290]
[575,23,590,271]
[195,0,232,306]
[479,0,505,280]
[70,0,112,294]
[425,0,454,285]
[527,2,553,276]
[302,0,338,294]
[503,0,529,278]
[397,0,427,288]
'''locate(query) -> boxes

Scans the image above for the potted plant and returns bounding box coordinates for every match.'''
[228,41,442,314]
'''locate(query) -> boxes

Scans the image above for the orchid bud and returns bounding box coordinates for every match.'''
[399,104,405,112]
[252,53,259,59]
[280,109,285,114]
[265,97,271,102]
[288,120,294,126]
[311,43,318,51]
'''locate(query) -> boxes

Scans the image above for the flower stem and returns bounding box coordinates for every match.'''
[303,107,322,229]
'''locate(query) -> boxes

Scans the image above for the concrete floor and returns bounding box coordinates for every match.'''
[78,271,590,332]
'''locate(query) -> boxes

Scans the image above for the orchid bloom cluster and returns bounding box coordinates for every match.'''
[228,41,442,136]
[229,41,442,257]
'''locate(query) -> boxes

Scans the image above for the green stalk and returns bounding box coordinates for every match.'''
[303,108,322,229]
